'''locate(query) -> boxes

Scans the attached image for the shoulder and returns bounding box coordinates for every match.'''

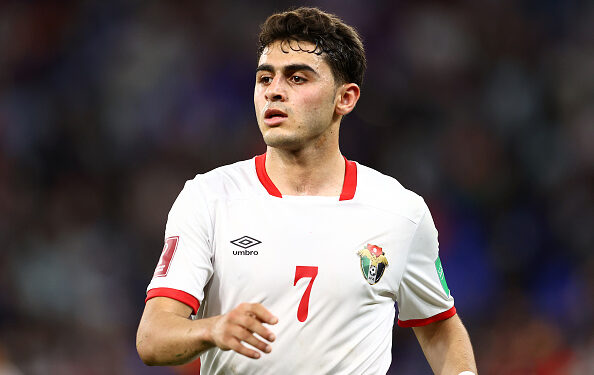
[184,157,262,199]
[354,162,428,224]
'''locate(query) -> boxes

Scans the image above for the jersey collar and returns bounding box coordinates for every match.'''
[255,153,357,201]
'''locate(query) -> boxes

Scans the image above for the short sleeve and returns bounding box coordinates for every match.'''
[396,203,456,327]
[145,178,213,314]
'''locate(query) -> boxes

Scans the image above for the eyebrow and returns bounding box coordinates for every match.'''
[256,63,319,76]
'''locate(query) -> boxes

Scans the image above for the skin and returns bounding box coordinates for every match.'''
[137,297,278,364]
[138,40,356,365]
[414,314,478,374]
[254,40,360,196]
[137,39,477,373]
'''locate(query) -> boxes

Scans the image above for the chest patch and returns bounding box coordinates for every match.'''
[358,244,389,285]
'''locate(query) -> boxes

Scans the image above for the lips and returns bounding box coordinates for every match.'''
[263,108,288,126]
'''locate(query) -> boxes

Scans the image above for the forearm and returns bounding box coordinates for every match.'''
[413,314,477,374]
[136,300,216,365]
[137,298,278,366]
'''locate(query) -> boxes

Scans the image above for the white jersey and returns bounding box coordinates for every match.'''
[146,154,455,374]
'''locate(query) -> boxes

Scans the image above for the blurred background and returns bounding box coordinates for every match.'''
[0,0,592,374]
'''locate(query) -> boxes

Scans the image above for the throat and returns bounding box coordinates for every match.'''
[287,178,340,196]
[264,150,346,196]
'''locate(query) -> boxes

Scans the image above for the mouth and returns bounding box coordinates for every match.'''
[263,108,288,126]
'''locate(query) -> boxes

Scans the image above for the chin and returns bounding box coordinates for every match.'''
[262,132,303,151]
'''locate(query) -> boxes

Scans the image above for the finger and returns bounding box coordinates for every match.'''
[243,334,272,353]
[248,303,279,325]
[234,326,272,353]
[228,337,261,359]
[234,313,276,342]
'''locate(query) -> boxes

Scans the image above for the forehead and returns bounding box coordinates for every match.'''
[258,40,331,73]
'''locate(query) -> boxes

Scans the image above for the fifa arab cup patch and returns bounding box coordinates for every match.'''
[358,244,388,285]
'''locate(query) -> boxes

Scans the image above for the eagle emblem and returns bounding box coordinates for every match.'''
[357,244,388,285]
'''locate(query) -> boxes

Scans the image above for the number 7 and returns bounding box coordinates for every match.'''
[293,266,318,322]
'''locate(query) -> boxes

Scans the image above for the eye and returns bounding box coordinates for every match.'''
[290,75,307,84]
[258,75,273,84]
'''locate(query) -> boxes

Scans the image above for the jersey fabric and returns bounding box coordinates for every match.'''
[146,154,456,375]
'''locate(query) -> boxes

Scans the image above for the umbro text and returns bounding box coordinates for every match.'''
[232,249,259,255]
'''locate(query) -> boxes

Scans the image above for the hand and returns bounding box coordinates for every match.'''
[209,303,278,359]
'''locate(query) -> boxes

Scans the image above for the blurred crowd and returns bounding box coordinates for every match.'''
[0,0,592,374]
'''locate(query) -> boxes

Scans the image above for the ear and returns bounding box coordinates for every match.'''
[335,83,360,116]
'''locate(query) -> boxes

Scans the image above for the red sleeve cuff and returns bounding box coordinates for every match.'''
[397,306,456,327]
[146,287,200,314]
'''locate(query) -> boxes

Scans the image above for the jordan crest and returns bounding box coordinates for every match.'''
[358,244,388,285]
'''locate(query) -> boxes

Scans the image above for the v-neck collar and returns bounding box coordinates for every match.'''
[254,153,357,201]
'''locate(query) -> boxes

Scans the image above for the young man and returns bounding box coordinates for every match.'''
[137,7,478,374]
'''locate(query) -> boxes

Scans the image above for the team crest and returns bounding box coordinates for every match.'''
[358,244,388,285]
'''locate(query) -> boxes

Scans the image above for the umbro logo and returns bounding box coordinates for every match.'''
[231,236,261,249]
[230,236,261,255]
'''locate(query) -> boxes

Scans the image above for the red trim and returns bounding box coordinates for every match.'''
[397,306,456,327]
[339,158,357,201]
[146,287,200,314]
[255,153,358,200]
[255,154,282,198]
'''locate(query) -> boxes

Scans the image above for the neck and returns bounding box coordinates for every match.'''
[264,146,345,196]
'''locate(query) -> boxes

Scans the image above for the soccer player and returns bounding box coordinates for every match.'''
[136,7,478,375]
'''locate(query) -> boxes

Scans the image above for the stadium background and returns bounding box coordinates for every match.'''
[0,0,592,374]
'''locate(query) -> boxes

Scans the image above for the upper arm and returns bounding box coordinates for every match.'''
[396,202,456,327]
[412,313,477,374]
[412,313,462,346]
[137,178,216,366]
[142,296,194,321]
[136,296,207,366]
[138,297,193,341]
[145,178,214,313]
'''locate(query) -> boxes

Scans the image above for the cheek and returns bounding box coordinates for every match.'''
[254,93,264,113]
[300,88,332,108]
[302,91,335,118]
[254,84,264,97]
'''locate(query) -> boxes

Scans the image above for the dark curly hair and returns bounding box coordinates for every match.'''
[258,7,366,86]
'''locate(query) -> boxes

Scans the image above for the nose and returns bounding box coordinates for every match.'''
[265,76,287,102]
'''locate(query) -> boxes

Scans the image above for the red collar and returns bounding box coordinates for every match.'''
[255,153,357,201]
